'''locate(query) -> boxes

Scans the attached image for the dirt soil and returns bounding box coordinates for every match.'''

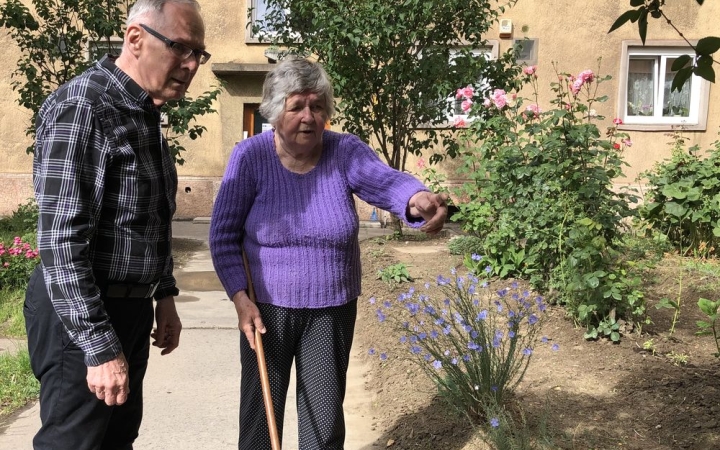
[353,234,720,450]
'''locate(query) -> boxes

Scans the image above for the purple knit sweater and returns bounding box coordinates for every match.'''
[209,130,428,308]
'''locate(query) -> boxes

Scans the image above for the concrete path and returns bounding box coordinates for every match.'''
[0,219,391,450]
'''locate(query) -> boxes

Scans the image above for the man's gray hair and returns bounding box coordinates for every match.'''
[259,56,335,125]
[126,0,201,26]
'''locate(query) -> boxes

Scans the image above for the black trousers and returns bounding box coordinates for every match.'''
[239,300,357,450]
[24,266,155,450]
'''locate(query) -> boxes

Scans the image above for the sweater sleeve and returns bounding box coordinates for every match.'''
[341,134,429,226]
[209,140,257,300]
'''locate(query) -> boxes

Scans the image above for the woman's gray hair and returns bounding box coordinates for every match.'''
[259,56,335,125]
[127,0,201,27]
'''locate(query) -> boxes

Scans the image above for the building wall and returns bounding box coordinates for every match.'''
[0,0,718,217]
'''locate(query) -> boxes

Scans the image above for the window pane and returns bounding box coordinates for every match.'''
[663,58,692,117]
[255,0,284,32]
[627,58,655,116]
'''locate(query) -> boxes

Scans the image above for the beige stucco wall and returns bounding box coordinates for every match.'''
[1,0,719,218]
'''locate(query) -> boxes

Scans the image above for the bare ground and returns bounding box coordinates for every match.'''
[353,234,720,450]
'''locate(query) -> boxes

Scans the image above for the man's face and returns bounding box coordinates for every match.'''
[137,2,206,106]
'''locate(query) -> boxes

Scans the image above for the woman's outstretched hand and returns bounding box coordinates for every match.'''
[408,191,450,235]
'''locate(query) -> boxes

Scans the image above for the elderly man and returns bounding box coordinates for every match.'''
[24,1,210,448]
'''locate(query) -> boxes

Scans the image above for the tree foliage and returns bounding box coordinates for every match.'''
[609,0,720,91]
[0,0,222,163]
[252,0,521,171]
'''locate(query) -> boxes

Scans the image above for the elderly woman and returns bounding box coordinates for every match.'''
[209,56,448,449]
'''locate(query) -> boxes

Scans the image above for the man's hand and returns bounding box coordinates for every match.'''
[87,353,130,406]
[408,191,450,235]
[232,290,266,351]
[152,297,182,355]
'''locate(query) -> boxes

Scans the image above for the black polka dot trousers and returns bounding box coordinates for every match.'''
[238,299,357,450]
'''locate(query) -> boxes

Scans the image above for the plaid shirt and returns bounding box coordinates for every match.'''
[34,55,178,366]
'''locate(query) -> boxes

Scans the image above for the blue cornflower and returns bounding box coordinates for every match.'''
[511,281,519,289]
[424,305,436,315]
[468,285,476,295]
[490,418,500,428]
[471,253,482,261]
[471,330,478,339]
[430,330,439,339]
[424,282,430,290]
[368,348,376,356]
[492,338,501,348]
[437,275,451,285]
[463,324,472,333]
[451,357,458,365]
[434,317,445,326]
[433,360,442,370]
[494,301,503,312]
[410,345,422,354]
[424,353,432,361]
[383,300,392,308]
[418,332,427,340]
[463,354,471,362]
[476,310,488,321]
[443,325,451,335]
[399,336,407,344]
[552,344,560,351]
[508,330,516,339]
[484,265,492,274]
[444,349,450,356]
[380,353,388,361]
[491,385,498,392]
[523,347,533,356]
[408,287,415,295]
[369,297,376,304]
[481,281,488,288]
[468,341,480,351]
[541,336,549,343]
[376,310,386,323]
[409,335,418,343]
[497,289,507,298]
[407,303,420,315]
[528,314,539,325]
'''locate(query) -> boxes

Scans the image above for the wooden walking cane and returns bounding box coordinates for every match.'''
[242,250,281,450]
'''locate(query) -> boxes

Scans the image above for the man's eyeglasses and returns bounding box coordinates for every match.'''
[140,24,211,65]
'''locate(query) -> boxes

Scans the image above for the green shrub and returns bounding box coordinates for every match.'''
[447,235,485,256]
[377,263,413,285]
[639,132,720,257]
[451,61,645,339]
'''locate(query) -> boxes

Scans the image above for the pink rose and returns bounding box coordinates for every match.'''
[571,78,583,95]
[613,118,623,125]
[483,98,492,108]
[456,85,474,99]
[623,139,633,147]
[523,65,537,76]
[578,69,595,83]
[453,117,467,128]
[491,89,507,109]
[461,99,473,113]
[416,158,426,169]
[525,104,542,115]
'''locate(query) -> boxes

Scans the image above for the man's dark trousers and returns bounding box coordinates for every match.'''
[24,266,155,450]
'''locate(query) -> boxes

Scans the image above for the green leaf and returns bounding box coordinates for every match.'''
[695,36,720,55]
[663,202,686,217]
[638,8,648,44]
[693,65,716,83]
[698,298,720,316]
[671,54,692,71]
[608,9,641,33]
[629,0,645,6]
[610,331,620,342]
[671,67,694,92]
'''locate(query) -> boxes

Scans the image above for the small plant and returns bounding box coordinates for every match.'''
[666,351,688,366]
[642,339,656,356]
[0,237,40,290]
[696,297,720,357]
[377,263,413,285]
[368,270,558,423]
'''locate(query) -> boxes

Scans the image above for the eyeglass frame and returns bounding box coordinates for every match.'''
[139,24,211,65]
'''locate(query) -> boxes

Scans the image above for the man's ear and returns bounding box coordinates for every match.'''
[124,24,143,57]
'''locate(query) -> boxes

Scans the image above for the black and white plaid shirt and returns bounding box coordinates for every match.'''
[34,55,178,366]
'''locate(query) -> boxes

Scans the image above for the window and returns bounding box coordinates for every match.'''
[618,41,710,130]
[513,38,538,65]
[446,43,498,124]
[86,37,123,62]
[247,0,285,42]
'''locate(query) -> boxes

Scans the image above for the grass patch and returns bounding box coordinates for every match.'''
[0,288,26,338]
[0,350,39,420]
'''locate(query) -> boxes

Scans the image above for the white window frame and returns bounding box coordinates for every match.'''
[445,41,499,125]
[617,40,710,131]
[246,0,287,43]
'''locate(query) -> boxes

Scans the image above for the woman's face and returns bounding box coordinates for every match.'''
[274,92,328,154]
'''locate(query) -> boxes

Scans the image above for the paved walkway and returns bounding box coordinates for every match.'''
[0,219,392,450]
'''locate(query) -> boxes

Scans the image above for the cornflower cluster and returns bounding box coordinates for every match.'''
[369,267,558,421]
[0,236,40,289]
